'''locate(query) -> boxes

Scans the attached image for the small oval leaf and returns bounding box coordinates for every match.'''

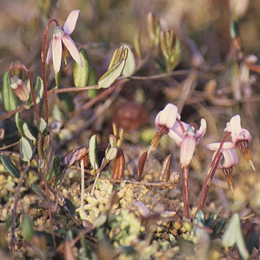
[137,151,147,181]
[112,149,125,180]
[73,48,90,88]
[160,154,172,182]
[22,215,35,240]
[47,156,61,181]
[0,155,20,178]
[15,112,24,136]
[22,123,37,141]
[89,135,99,170]
[105,147,118,161]
[37,118,47,133]
[19,137,33,162]
[122,45,136,77]
[2,72,18,111]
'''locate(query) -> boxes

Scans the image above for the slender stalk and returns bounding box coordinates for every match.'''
[10,64,39,121]
[41,18,59,123]
[80,159,85,209]
[182,166,190,219]
[47,85,99,96]
[37,133,56,248]
[10,165,29,251]
[197,132,231,211]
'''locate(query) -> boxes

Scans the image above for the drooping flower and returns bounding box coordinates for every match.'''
[10,76,29,102]
[224,115,254,165]
[208,143,238,192]
[155,103,180,136]
[46,10,82,73]
[152,104,181,149]
[170,119,207,167]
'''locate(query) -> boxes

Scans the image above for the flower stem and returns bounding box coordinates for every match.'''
[10,64,39,121]
[182,165,190,219]
[41,18,59,123]
[197,132,231,211]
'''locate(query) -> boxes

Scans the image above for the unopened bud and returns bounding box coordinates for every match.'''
[10,76,29,102]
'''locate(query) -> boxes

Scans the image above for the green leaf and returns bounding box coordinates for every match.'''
[122,45,136,77]
[222,213,249,259]
[211,218,226,239]
[222,213,240,248]
[73,48,90,88]
[58,91,75,112]
[0,155,20,178]
[2,72,18,111]
[105,147,118,161]
[19,137,33,162]
[31,184,47,200]
[205,214,217,228]
[37,118,47,133]
[22,122,38,141]
[193,210,205,237]
[15,113,24,136]
[98,46,128,89]
[22,215,35,240]
[87,67,98,99]
[89,135,99,170]
[47,156,61,181]
[27,76,44,106]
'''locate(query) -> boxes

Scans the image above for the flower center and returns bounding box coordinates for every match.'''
[158,125,169,136]
[53,26,64,39]
[237,140,252,161]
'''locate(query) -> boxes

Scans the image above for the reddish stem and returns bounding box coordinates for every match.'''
[176,118,185,134]
[197,132,231,211]
[10,64,39,121]
[41,18,59,123]
[182,165,190,219]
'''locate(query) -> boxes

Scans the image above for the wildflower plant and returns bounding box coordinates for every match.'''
[0,4,258,260]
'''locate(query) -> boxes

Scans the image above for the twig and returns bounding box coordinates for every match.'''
[0,104,26,122]
[47,85,99,96]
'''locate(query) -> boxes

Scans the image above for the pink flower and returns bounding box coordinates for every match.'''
[224,115,253,164]
[46,10,82,73]
[155,104,180,136]
[224,115,252,145]
[207,142,238,192]
[10,76,29,102]
[169,118,207,146]
[171,119,207,167]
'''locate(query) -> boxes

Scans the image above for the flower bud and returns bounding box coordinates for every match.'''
[10,76,29,102]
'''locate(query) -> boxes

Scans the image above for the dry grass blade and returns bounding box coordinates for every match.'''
[160,154,172,183]
[112,149,125,180]
[137,151,148,181]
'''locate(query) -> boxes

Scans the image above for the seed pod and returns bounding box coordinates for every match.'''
[137,151,147,181]
[64,146,89,167]
[112,149,125,180]
[160,154,172,182]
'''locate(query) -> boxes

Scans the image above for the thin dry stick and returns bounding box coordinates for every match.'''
[47,85,99,95]
[80,159,85,209]
[41,18,59,123]
[0,104,26,122]
[182,166,190,219]
[10,165,29,251]
[10,64,39,121]
[197,132,231,211]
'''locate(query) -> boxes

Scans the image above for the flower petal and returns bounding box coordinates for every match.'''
[207,142,236,150]
[46,39,53,64]
[52,37,62,73]
[63,10,80,35]
[168,129,182,146]
[195,118,207,143]
[62,34,82,67]
[158,104,179,128]
[222,149,238,168]
[180,134,196,167]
